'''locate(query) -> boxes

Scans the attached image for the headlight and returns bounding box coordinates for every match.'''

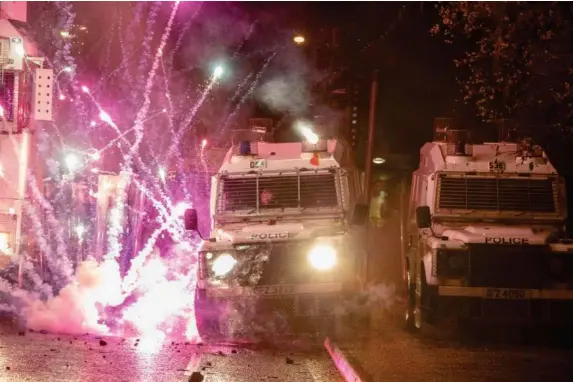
[211,253,237,277]
[435,249,468,278]
[308,244,337,271]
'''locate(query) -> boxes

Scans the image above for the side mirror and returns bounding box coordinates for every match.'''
[184,209,198,231]
[351,203,369,226]
[415,206,431,229]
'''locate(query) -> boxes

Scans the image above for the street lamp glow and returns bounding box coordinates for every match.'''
[373,157,386,165]
[293,35,305,44]
[213,65,224,79]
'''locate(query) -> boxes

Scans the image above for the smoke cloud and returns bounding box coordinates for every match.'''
[257,75,310,116]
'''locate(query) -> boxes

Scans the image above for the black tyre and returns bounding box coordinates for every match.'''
[404,276,416,332]
[194,290,226,343]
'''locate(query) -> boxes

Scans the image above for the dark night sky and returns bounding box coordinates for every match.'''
[238,2,459,158]
[300,2,459,158]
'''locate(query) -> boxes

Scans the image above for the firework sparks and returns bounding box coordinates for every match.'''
[0,0,303,347]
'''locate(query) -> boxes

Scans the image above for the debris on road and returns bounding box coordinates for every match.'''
[286,357,294,365]
[99,339,107,346]
[189,371,204,382]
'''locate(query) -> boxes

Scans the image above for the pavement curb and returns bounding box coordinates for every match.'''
[324,337,373,382]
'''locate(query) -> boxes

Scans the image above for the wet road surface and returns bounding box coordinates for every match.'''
[346,315,573,382]
[0,322,341,382]
[3,316,573,382]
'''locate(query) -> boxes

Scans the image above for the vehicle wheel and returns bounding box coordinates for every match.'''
[413,263,430,331]
[413,265,451,337]
[404,272,416,332]
[194,291,225,343]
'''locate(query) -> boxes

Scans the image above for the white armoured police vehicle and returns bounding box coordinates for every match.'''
[406,128,573,330]
[184,138,368,339]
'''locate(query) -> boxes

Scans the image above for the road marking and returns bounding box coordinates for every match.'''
[324,337,370,382]
[183,351,203,376]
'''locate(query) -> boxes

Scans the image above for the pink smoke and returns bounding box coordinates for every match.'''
[20,244,200,343]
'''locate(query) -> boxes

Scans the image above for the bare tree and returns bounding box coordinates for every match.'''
[432,2,573,139]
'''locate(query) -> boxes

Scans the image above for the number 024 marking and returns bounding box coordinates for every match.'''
[250,160,265,168]
[485,288,527,300]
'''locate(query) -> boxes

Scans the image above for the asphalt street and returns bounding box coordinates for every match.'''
[0,322,341,382]
[344,322,573,382]
[2,316,573,382]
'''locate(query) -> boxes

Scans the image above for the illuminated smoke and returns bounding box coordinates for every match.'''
[224,52,277,130]
[0,2,202,342]
[257,74,308,116]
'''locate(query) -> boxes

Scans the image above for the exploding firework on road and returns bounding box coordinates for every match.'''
[0,2,314,346]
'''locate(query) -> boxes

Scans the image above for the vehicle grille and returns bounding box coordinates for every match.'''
[468,244,573,288]
[218,171,339,212]
[437,175,558,213]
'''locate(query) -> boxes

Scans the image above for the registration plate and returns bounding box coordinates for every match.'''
[485,288,528,300]
[250,159,266,169]
[206,283,342,299]
[250,285,295,296]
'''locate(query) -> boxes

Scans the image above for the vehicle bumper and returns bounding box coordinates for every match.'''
[437,286,573,324]
[204,282,343,299]
[439,286,573,300]
[197,283,346,318]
